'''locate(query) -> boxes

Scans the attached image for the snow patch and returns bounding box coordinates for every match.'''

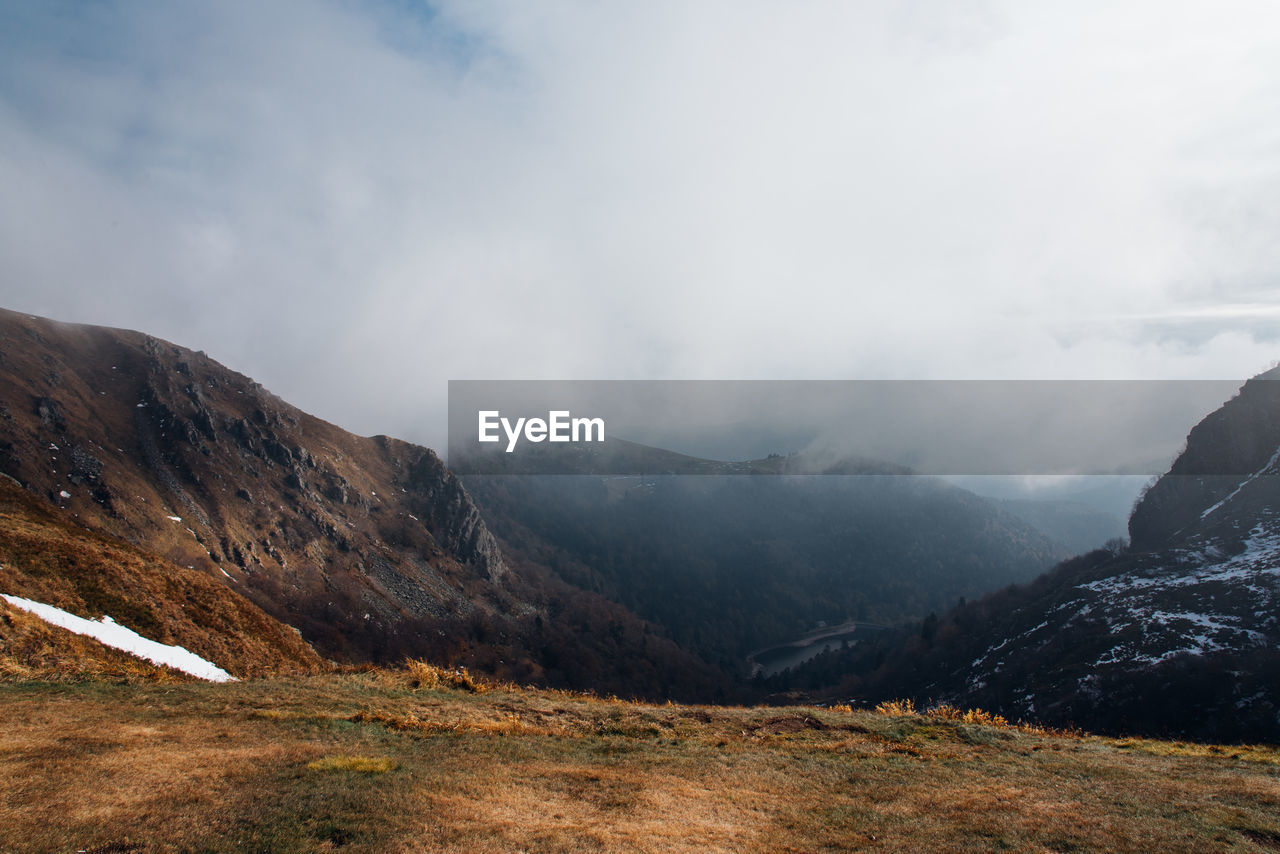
[1,594,236,682]
[1080,526,1280,598]
[971,619,1052,670]
[1201,445,1280,519]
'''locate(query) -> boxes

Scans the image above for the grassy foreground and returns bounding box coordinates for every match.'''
[1,667,1278,853]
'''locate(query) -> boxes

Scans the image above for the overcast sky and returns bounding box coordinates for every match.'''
[3,1,1280,450]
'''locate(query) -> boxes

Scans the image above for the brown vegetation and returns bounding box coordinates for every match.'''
[0,475,325,679]
[0,600,188,682]
[1,668,1277,852]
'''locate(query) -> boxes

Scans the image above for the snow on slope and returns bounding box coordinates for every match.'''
[966,522,1280,689]
[1071,524,1280,668]
[1,594,236,682]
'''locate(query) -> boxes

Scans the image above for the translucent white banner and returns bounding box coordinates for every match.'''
[448,380,1253,476]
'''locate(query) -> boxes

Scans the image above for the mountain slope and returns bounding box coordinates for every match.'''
[0,308,726,699]
[0,307,509,657]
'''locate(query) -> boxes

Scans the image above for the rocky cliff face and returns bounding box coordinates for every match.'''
[1129,367,1280,551]
[0,307,510,662]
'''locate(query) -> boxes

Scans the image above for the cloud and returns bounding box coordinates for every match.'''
[2,1,1280,451]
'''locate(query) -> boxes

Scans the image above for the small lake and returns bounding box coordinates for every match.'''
[747,622,886,678]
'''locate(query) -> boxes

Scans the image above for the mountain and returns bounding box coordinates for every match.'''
[0,308,725,699]
[780,368,1280,741]
[996,497,1127,555]
[0,308,505,652]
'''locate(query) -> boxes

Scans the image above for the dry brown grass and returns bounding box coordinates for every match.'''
[872,699,1079,738]
[1,672,1277,853]
[1116,737,1280,765]
[926,702,1010,728]
[0,477,325,680]
[874,698,916,716]
[349,707,549,738]
[0,600,190,683]
[404,658,494,693]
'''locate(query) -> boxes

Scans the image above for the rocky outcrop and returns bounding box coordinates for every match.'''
[1129,367,1280,551]
[399,443,505,580]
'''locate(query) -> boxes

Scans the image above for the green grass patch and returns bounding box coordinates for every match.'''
[306,755,397,774]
